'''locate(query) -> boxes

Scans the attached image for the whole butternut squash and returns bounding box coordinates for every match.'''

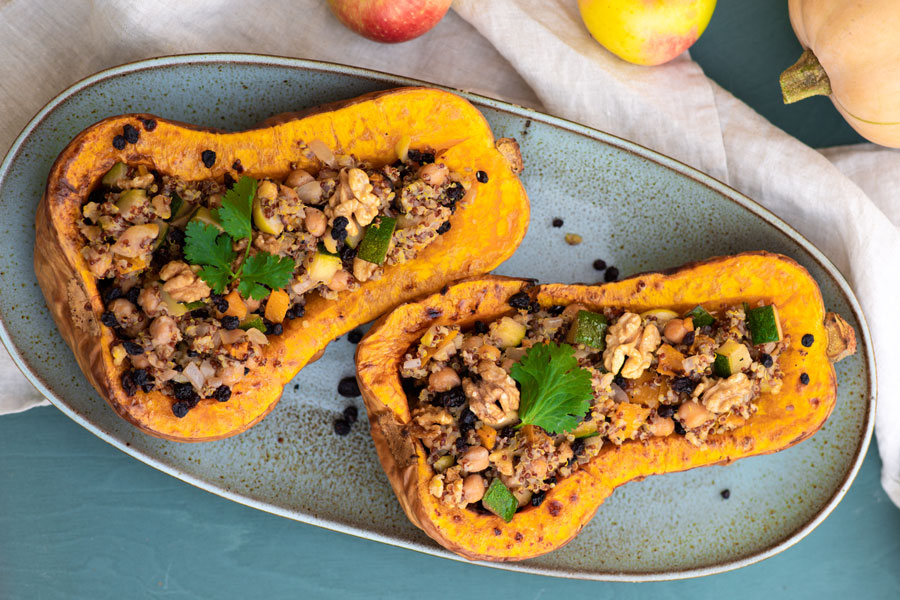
[781,0,900,147]
[35,87,530,442]
[355,252,856,561]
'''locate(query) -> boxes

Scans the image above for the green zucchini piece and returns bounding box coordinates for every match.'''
[566,310,609,350]
[183,301,207,311]
[492,316,526,349]
[432,455,455,472]
[482,479,518,522]
[239,315,266,332]
[571,419,598,439]
[713,339,752,377]
[115,189,148,215]
[684,305,715,328]
[356,216,397,265]
[190,206,224,232]
[308,244,343,283]
[153,220,169,250]
[101,162,128,187]
[160,289,189,317]
[746,304,783,345]
[168,192,185,222]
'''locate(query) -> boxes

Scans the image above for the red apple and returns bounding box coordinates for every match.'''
[328,0,453,44]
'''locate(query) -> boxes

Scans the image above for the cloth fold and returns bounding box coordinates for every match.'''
[1,0,898,506]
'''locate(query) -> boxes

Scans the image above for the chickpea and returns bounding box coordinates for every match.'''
[677,401,711,429]
[648,415,675,437]
[257,180,278,201]
[428,367,460,392]
[304,207,327,237]
[459,446,490,473]
[531,457,549,480]
[327,270,352,292]
[461,335,483,351]
[284,168,314,188]
[477,344,501,362]
[417,162,449,187]
[462,474,485,504]
[664,318,690,344]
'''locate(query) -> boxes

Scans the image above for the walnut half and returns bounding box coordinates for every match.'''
[824,312,857,363]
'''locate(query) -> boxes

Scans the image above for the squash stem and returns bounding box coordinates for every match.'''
[780,49,832,104]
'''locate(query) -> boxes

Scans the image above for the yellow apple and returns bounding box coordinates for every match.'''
[578,0,716,66]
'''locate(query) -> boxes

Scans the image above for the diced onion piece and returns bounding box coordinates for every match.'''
[610,383,629,404]
[183,362,205,391]
[308,140,336,167]
[297,180,323,203]
[246,327,269,346]
[219,329,246,345]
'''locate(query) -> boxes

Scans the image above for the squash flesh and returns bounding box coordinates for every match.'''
[355,252,842,561]
[35,87,530,441]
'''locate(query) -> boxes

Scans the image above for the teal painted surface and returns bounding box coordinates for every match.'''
[1,408,899,598]
[1,2,897,598]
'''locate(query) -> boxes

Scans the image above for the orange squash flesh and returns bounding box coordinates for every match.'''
[35,87,530,442]
[355,252,851,561]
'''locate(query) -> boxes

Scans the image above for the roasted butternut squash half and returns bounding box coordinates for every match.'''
[356,252,856,561]
[35,87,529,442]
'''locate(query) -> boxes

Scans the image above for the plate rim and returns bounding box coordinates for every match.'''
[0,52,877,581]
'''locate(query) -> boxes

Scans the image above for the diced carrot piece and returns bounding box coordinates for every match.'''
[224,290,247,320]
[476,426,497,450]
[264,289,291,323]
[656,343,686,376]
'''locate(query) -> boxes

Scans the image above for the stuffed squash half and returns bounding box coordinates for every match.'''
[35,87,529,442]
[355,252,857,561]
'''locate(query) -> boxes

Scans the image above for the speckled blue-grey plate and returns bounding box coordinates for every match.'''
[0,54,875,581]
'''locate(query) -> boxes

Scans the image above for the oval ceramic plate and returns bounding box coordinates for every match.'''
[0,55,874,581]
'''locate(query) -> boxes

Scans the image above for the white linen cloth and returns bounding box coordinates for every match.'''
[1,0,898,506]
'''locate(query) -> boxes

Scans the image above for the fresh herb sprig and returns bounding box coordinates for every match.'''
[183,176,294,300]
[510,342,593,434]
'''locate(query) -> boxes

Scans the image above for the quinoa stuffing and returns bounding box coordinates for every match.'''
[80,143,471,418]
[400,298,788,520]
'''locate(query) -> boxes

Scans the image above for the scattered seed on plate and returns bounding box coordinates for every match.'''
[592,259,607,271]
[343,406,358,423]
[552,218,564,228]
[604,266,619,282]
[338,376,361,397]
[476,170,489,183]
[564,233,582,245]
[800,373,810,385]
[801,333,814,347]
[347,329,363,344]
[333,419,352,436]
[720,489,731,499]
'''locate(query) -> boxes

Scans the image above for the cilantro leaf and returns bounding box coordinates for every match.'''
[183,221,236,294]
[197,265,232,294]
[510,342,593,434]
[216,176,256,241]
[237,252,296,300]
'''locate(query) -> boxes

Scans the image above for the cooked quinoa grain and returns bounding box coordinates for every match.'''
[402,301,788,517]
[81,144,472,417]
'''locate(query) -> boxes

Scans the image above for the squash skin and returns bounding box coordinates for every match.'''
[786,0,900,147]
[356,252,845,561]
[34,87,530,442]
